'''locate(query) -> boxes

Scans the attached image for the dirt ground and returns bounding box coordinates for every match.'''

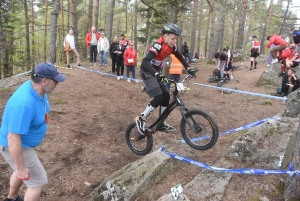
[0,59,288,201]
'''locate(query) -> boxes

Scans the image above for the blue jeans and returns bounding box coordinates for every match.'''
[217,60,227,79]
[126,65,136,79]
[99,51,107,65]
[167,74,181,89]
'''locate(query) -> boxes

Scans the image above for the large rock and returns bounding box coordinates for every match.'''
[90,139,198,201]
[259,64,300,86]
[283,88,300,118]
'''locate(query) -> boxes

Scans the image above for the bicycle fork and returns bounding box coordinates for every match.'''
[180,107,202,133]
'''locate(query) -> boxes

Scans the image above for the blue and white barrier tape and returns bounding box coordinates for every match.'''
[75,66,142,82]
[190,82,287,101]
[12,70,31,77]
[179,116,281,143]
[160,146,300,177]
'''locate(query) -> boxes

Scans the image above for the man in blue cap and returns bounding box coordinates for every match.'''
[0,62,66,201]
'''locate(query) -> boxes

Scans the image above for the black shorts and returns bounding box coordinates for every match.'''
[250,49,259,57]
[224,62,232,71]
[292,61,300,67]
[140,69,168,98]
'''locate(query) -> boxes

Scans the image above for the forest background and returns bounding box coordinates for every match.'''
[0,0,299,79]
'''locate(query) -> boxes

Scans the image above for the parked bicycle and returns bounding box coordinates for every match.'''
[125,70,219,155]
[232,56,249,71]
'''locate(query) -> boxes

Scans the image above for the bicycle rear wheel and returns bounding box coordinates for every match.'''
[207,76,219,83]
[125,122,153,155]
[180,109,218,150]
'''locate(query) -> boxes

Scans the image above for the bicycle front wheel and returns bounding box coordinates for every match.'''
[125,122,153,155]
[180,109,218,150]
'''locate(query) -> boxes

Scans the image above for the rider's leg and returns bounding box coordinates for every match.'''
[136,94,163,135]
[250,57,254,70]
[158,92,175,132]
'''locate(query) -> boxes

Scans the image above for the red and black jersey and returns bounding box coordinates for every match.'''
[141,36,188,76]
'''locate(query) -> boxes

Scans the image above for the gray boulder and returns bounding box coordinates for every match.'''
[283,89,300,118]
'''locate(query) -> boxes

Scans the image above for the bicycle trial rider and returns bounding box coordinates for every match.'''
[135,23,190,135]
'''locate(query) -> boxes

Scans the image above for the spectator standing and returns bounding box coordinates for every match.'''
[223,46,233,79]
[98,27,104,34]
[181,42,190,63]
[266,34,287,64]
[124,41,138,82]
[291,27,300,54]
[113,41,126,80]
[167,54,184,89]
[0,63,66,201]
[97,32,109,67]
[281,68,300,97]
[267,44,275,66]
[110,36,119,74]
[64,29,82,68]
[120,33,129,48]
[85,27,100,66]
[214,51,227,79]
[250,35,260,70]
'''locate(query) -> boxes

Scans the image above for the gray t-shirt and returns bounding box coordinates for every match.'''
[90,33,97,45]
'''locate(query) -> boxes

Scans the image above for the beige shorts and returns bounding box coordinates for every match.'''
[0,146,48,188]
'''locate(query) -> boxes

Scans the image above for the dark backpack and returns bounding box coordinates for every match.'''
[213,69,221,79]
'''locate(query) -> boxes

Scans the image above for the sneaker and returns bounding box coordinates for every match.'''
[4,196,24,201]
[89,63,92,66]
[250,68,252,70]
[99,64,102,66]
[135,116,153,135]
[157,123,176,132]
[278,72,285,77]
[127,79,131,82]
[117,76,120,80]
[120,76,123,79]
[134,79,139,83]
[77,63,82,67]
[94,63,96,66]
[271,58,278,64]
[254,66,257,69]
[67,65,71,68]
[105,64,107,67]
[267,64,271,67]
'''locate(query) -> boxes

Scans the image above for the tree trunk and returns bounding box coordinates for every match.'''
[243,0,255,54]
[106,0,115,42]
[23,0,30,70]
[208,0,217,59]
[72,0,80,59]
[231,0,237,51]
[44,0,49,61]
[260,0,273,55]
[134,0,138,50]
[0,11,8,78]
[278,0,291,36]
[235,0,248,51]
[49,0,60,64]
[31,0,35,67]
[95,0,100,29]
[196,0,202,56]
[144,12,154,57]
[204,7,210,57]
[190,0,199,59]
[215,1,227,52]
[88,0,93,30]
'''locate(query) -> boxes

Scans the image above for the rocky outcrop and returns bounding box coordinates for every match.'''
[283,89,300,118]
[90,116,298,201]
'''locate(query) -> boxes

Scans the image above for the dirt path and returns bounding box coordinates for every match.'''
[0,59,287,201]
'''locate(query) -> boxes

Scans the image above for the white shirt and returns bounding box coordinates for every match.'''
[97,37,109,53]
[64,34,75,49]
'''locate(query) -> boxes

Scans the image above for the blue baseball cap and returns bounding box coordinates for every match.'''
[33,62,66,82]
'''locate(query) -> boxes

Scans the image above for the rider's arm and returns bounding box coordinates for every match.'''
[141,51,158,76]
[173,51,189,70]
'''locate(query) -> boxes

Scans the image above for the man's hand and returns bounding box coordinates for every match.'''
[14,167,30,181]
[155,73,168,82]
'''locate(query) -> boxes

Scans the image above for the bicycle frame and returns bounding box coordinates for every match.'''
[137,74,198,140]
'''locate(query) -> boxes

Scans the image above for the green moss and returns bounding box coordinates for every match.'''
[52,98,68,105]
[248,197,260,201]
[237,130,248,135]
[0,87,11,92]
[269,128,276,135]
[124,163,132,170]
[262,100,273,106]
[207,60,215,64]
[275,180,285,195]
[256,77,273,87]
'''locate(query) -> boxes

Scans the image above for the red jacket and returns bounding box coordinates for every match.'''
[85,31,100,48]
[266,35,287,48]
[123,48,137,66]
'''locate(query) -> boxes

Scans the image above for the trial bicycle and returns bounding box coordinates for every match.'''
[125,71,219,155]
[232,56,249,71]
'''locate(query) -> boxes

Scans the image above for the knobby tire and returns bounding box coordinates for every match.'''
[180,109,218,150]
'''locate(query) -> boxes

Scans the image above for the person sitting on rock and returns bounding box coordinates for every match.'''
[278,44,299,77]
[281,68,300,97]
